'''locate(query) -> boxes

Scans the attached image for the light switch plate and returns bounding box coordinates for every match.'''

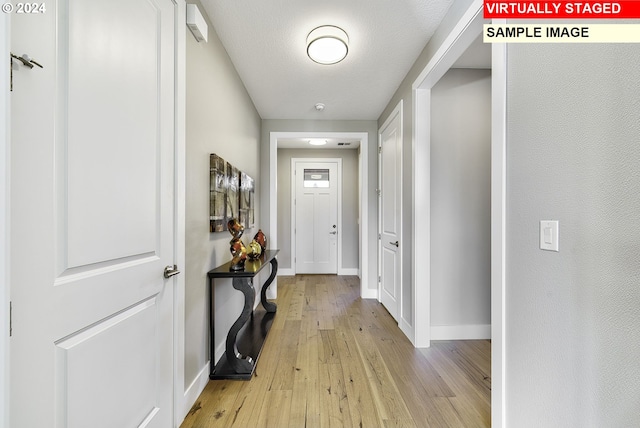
[540,220,559,252]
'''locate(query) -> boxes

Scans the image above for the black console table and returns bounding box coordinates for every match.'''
[207,249,279,380]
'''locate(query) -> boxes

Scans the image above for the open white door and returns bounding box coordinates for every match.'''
[379,102,403,321]
[294,160,339,274]
[1,12,9,428]
[10,1,176,427]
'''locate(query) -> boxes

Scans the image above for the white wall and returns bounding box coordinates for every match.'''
[277,148,359,271]
[506,43,640,426]
[184,0,261,407]
[430,68,491,334]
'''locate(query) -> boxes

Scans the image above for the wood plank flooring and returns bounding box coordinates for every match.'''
[180,275,491,428]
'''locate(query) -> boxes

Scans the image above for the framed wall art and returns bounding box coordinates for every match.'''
[209,153,256,232]
[239,171,255,229]
[210,154,227,232]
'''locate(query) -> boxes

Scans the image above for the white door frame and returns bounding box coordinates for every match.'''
[378,101,403,324]
[1,13,11,428]
[490,36,507,428]
[269,131,371,298]
[291,158,342,274]
[411,1,507,426]
[173,0,188,425]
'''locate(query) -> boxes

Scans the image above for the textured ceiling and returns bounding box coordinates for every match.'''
[200,0,455,121]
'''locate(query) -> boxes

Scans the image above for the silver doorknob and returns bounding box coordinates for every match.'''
[390,241,399,247]
[164,265,180,278]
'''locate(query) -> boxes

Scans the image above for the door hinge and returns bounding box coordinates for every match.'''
[9,301,12,337]
[378,234,381,240]
[378,276,381,283]
[378,146,382,154]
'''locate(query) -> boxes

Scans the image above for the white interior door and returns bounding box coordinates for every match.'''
[10,1,176,427]
[294,161,339,274]
[379,106,403,321]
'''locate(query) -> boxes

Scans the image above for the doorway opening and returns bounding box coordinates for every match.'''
[411,0,507,425]
[268,132,372,298]
[429,50,492,341]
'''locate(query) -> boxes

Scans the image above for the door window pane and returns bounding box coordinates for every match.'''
[303,169,330,188]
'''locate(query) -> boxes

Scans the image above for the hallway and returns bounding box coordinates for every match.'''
[181,275,491,427]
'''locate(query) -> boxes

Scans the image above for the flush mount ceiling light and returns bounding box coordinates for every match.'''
[307,25,349,65]
[308,139,328,146]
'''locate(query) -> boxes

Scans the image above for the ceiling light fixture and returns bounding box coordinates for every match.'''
[308,139,328,146]
[306,25,349,65]
[315,103,325,111]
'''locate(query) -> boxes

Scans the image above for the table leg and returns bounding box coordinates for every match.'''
[260,257,278,313]
[226,277,255,374]
[209,278,215,378]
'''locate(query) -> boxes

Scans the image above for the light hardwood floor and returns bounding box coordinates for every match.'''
[181,275,491,428]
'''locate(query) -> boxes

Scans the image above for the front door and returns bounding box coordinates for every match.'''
[379,106,403,321]
[10,1,177,427]
[294,161,339,274]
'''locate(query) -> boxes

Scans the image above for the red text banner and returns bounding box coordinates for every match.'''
[484,1,640,19]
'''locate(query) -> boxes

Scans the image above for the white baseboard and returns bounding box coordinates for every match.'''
[181,362,210,422]
[278,268,359,276]
[430,324,491,340]
[361,288,378,299]
[338,268,359,276]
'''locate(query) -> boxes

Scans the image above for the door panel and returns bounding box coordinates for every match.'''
[311,192,331,263]
[65,0,161,267]
[56,299,158,428]
[382,247,397,298]
[10,1,176,427]
[379,108,402,321]
[295,162,338,274]
[297,192,315,264]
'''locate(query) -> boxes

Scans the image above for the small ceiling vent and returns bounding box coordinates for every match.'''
[337,142,352,146]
